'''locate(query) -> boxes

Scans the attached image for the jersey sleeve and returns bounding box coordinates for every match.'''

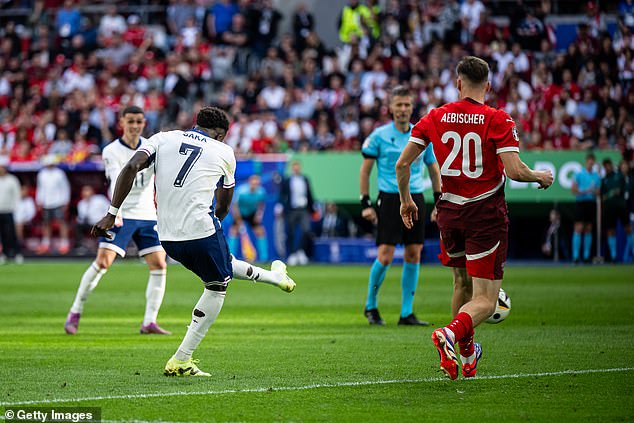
[361,130,380,159]
[102,148,122,186]
[410,113,433,147]
[490,110,520,154]
[138,133,160,157]
[422,143,437,166]
[222,150,236,189]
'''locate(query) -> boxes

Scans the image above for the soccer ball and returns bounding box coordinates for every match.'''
[485,288,511,324]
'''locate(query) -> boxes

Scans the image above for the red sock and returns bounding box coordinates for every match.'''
[459,332,474,357]
[446,312,473,342]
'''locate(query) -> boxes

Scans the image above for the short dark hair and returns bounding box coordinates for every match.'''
[196,106,229,131]
[456,56,490,85]
[586,153,596,161]
[121,105,144,117]
[602,158,612,166]
[390,85,412,99]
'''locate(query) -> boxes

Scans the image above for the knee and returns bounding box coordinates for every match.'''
[377,255,392,266]
[403,251,420,263]
[148,257,167,271]
[94,258,111,270]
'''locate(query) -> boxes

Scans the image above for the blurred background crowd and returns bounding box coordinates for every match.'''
[0,0,633,262]
[0,0,631,162]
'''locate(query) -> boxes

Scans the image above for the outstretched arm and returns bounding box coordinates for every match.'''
[499,151,553,189]
[359,158,377,224]
[91,151,151,238]
[215,186,234,221]
[396,141,425,229]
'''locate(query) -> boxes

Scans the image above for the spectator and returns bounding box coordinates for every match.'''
[293,3,314,50]
[228,175,269,262]
[0,156,22,264]
[207,0,239,42]
[516,8,547,51]
[74,185,109,254]
[35,156,71,254]
[98,4,127,42]
[571,154,601,263]
[338,0,374,43]
[56,0,82,40]
[279,161,316,265]
[249,0,282,58]
[319,202,350,238]
[601,158,631,262]
[14,185,36,253]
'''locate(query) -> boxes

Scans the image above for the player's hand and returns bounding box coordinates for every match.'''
[361,207,377,225]
[400,198,418,229]
[114,213,123,227]
[91,214,116,240]
[536,170,554,190]
[430,207,438,223]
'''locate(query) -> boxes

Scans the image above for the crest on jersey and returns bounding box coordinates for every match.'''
[512,126,519,141]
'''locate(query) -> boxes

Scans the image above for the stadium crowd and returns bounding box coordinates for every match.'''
[0,0,632,163]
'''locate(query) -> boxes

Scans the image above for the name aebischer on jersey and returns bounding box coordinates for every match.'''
[440,113,485,125]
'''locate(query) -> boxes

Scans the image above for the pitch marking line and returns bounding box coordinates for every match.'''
[1,367,632,408]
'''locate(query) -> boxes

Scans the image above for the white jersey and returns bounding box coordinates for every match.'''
[102,138,157,221]
[138,129,236,241]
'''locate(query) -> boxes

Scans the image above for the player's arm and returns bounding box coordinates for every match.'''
[91,151,151,238]
[359,158,377,224]
[499,151,553,189]
[396,141,425,229]
[215,186,234,221]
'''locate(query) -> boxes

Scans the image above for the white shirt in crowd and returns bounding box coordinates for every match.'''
[139,129,236,241]
[36,166,70,209]
[289,175,308,209]
[14,195,36,225]
[77,194,110,225]
[102,138,157,221]
[0,173,20,213]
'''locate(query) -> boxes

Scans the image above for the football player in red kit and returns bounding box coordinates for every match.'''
[396,56,553,380]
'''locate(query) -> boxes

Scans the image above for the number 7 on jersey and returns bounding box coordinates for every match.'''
[174,143,202,187]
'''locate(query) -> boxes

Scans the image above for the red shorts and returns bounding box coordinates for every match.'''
[436,190,509,280]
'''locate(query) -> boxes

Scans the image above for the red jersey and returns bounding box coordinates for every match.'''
[410,98,519,206]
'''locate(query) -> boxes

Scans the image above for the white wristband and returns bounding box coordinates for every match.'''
[107,205,119,216]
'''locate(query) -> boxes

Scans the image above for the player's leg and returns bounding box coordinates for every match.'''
[451,267,472,317]
[65,248,117,334]
[135,222,170,334]
[227,220,240,257]
[398,194,427,325]
[38,209,52,254]
[583,222,593,262]
[365,192,397,325]
[162,231,232,376]
[398,243,428,325]
[140,251,170,334]
[57,208,70,254]
[572,221,583,263]
[253,223,269,262]
[230,254,295,292]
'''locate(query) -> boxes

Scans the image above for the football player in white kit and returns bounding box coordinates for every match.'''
[92,107,295,376]
[65,106,171,336]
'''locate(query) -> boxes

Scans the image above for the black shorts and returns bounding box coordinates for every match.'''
[575,201,596,224]
[376,192,425,246]
[42,207,65,223]
[603,203,630,230]
[240,213,261,227]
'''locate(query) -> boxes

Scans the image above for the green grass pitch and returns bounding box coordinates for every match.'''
[1,261,633,422]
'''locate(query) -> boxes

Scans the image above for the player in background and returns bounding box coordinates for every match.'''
[92,107,295,377]
[65,106,170,336]
[396,56,553,379]
[228,174,269,262]
[601,158,632,262]
[571,154,601,263]
[360,85,441,326]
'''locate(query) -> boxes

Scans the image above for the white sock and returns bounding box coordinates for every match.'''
[231,256,282,287]
[460,350,476,365]
[70,261,107,314]
[143,269,167,326]
[174,288,226,362]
